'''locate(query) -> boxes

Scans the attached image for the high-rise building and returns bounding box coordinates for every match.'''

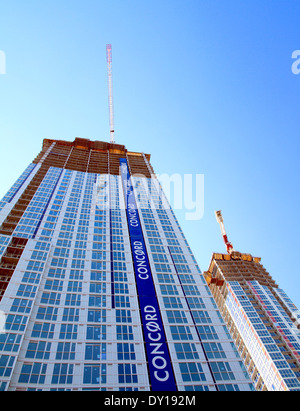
[0,137,254,391]
[205,249,300,391]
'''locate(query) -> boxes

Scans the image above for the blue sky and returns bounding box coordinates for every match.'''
[0,0,300,307]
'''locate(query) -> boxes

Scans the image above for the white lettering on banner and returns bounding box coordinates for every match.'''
[133,241,149,279]
[154,370,169,382]
[144,306,170,383]
[128,204,139,227]
[120,158,177,391]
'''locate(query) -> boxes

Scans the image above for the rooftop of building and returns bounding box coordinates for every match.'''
[204,251,277,288]
[33,137,153,177]
[41,137,151,161]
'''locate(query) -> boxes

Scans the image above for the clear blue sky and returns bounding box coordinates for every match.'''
[1,0,300,307]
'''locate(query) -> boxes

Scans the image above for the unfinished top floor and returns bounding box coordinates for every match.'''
[33,137,154,177]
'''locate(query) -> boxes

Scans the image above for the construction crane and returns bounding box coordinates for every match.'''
[215,210,234,255]
[106,44,115,144]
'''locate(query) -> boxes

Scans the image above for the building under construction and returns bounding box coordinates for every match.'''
[204,211,300,391]
[0,43,298,392]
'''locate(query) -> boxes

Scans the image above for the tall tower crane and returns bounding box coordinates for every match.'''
[215,210,234,255]
[106,44,115,144]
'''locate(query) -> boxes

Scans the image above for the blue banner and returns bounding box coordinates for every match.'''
[120,158,177,391]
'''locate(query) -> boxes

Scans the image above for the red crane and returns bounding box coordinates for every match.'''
[215,210,234,254]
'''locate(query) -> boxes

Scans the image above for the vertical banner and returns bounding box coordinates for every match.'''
[120,158,177,391]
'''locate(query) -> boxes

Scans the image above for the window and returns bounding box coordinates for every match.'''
[154,263,171,273]
[56,239,71,248]
[169,246,183,254]
[85,344,106,360]
[54,248,70,258]
[186,297,205,309]
[17,284,37,298]
[71,259,85,269]
[172,254,187,264]
[0,333,21,353]
[175,265,191,274]
[157,273,175,284]
[182,285,200,296]
[93,242,106,250]
[116,325,134,341]
[19,363,47,384]
[41,292,61,306]
[150,245,165,253]
[192,311,212,324]
[115,296,130,308]
[90,272,106,281]
[73,248,86,259]
[45,278,64,292]
[163,296,183,309]
[92,251,104,260]
[183,385,210,392]
[32,323,55,339]
[0,355,15,377]
[65,294,81,306]
[86,326,106,341]
[62,308,79,322]
[153,253,169,263]
[83,364,106,384]
[87,310,106,323]
[170,326,193,341]
[90,283,106,294]
[59,324,78,340]
[56,343,76,360]
[22,271,41,284]
[117,343,136,361]
[69,270,84,280]
[160,285,179,296]
[52,363,73,385]
[11,298,32,314]
[218,384,240,392]
[36,306,58,321]
[175,343,199,360]
[166,311,187,324]
[114,283,129,294]
[112,251,125,261]
[47,268,66,279]
[179,363,206,382]
[178,274,195,284]
[89,295,106,308]
[113,262,126,271]
[50,258,67,268]
[210,362,235,381]
[118,364,138,384]
[197,326,219,341]
[203,342,226,359]
[91,261,105,270]
[116,310,132,323]
[26,341,51,360]
[166,238,180,246]
[5,314,27,332]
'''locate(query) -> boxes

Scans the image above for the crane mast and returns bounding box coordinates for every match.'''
[215,210,234,254]
[106,44,115,144]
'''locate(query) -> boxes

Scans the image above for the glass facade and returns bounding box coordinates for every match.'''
[206,253,300,391]
[0,138,254,391]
